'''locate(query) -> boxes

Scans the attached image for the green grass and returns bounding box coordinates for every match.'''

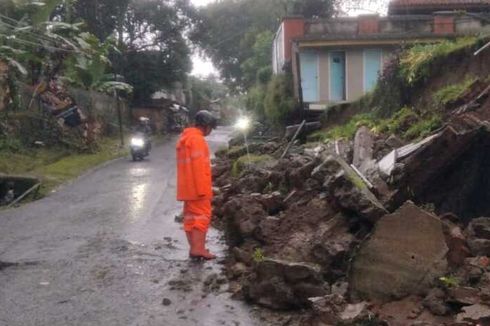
[309,107,442,144]
[403,114,442,140]
[433,76,478,107]
[400,37,478,85]
[0,137,127,198]
[309,113,378,142]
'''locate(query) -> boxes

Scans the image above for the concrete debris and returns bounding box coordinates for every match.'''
[350,202,448,301]
[309,295,372,325]
[467,218,490,256]
[353,126,376,175]
[456,304,490,324]
[447,286,481,306]
[211,105,490,323]
[246,259,329,309]
[422,288,450,316]
[318,155,388,223]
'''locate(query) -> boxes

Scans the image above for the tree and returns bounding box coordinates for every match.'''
[187,75,227,114]
[72,0,130,41]
[291,0,335,18]
[240,31,274,88]
[111,0,192,104]
[191,0,338,91]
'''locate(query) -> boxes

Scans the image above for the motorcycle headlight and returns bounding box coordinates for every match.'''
[131,137,145,147]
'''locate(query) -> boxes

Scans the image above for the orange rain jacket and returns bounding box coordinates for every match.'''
[176,127,213,202]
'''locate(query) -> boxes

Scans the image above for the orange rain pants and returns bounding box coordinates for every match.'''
[176,127,213,232]
[183,199,212,232]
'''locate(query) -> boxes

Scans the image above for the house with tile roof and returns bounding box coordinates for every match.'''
[272,0,490,111]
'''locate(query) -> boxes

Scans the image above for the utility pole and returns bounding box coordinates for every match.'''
[115,89,124,147]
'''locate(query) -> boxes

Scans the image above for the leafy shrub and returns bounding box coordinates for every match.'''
[253,248,265,263]
[371,54,411,118]
[264,74,296,125]
[245,85,267,120]
[0,136,22,152]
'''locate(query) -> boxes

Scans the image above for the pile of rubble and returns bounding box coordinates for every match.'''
[211,93,490,324]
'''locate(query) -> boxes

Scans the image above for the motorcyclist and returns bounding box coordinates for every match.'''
[135,117,152,152]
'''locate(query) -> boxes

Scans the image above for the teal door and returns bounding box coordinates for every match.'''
[299,51,318,102]
[330,51,346,102]
[364,49,382,92]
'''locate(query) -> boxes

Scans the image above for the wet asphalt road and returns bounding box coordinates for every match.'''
[0,128,260,326]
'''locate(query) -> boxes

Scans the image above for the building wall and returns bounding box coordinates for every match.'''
[347,50,364,101]
[301,46,396,105]
[273,17,305,74]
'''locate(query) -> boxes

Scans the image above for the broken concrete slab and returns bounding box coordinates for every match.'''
[353,126,376,174]
[380,114,490,217]
[350,202,448,302]
[316,155,388,223]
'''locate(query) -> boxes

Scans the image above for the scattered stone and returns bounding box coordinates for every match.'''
[468,217,490,239]
[468,239,490,257]
[350,202,448,301]
[331,281,349,297]
[246,259,328,309]
[162,298,172,306]
[309,294,371,324]
[448,286,481,306]
[456,303,490,323]
[445,225,470,267]
[423,288,450,316]
[385,134,404,149]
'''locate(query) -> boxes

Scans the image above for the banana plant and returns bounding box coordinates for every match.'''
[0,46,27,75]
[62,32,133,95]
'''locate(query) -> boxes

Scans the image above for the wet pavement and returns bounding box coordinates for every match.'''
[0,127,260,326]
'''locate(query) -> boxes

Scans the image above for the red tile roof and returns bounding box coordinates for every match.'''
[389,0,490,14]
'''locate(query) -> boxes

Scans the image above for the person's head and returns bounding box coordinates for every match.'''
[194,110,217,136]
[139,116,150,125]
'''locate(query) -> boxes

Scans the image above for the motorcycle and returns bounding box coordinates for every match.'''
[130,132,151,161]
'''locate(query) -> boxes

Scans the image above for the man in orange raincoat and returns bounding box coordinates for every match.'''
[176,110,218,260]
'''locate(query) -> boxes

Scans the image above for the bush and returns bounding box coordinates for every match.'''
[264,74,296,125]
[0,135,22,152]
[371,54,411,118]
[245,85,267,120]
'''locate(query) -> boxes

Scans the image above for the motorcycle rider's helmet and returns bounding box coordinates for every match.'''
[139,116,150,124]
[195,110,217,129]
